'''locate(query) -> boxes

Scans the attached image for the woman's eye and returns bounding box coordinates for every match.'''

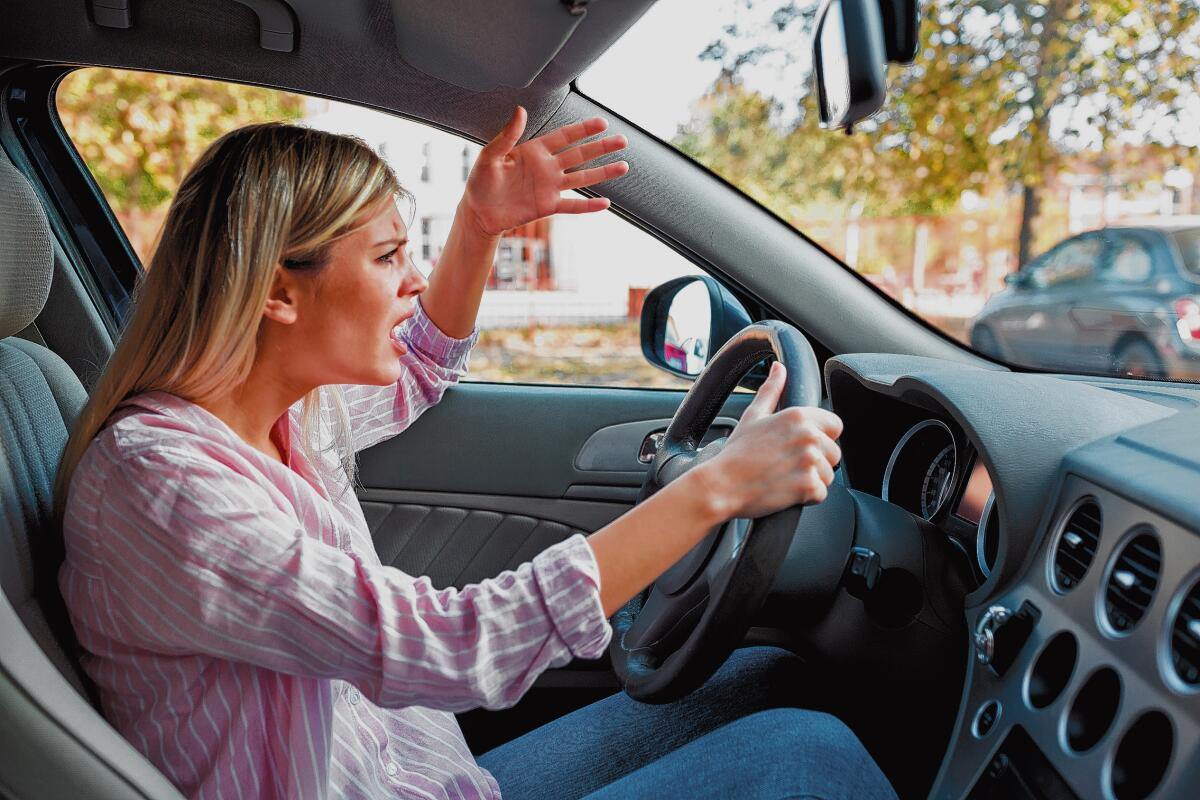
[377,247,399,264]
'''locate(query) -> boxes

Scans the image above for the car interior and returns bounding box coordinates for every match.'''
[2,1,1199,799]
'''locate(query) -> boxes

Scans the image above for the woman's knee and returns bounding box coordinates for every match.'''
[698,646,805,708]
[717,709,897,800]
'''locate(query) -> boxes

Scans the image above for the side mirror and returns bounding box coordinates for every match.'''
[814,0,888,129]
[641,276,753,381]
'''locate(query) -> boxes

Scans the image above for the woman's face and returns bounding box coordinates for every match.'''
[275,201,428,390]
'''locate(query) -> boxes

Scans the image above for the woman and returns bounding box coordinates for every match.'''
[56,108,895,799]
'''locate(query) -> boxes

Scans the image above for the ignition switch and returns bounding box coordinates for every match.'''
[975,600,1041,676]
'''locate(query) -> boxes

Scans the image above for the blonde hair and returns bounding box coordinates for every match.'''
[55,123,408,511]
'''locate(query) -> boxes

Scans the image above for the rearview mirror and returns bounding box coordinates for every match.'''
[814,0,888,129]
[878,0,920,63]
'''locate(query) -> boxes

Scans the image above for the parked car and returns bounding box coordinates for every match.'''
[970,221,1200,379]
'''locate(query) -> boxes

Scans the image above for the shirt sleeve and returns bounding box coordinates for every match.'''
[91,447,612,712]
[340,296,479,454]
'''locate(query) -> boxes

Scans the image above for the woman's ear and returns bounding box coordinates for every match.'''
[262,264,301,325]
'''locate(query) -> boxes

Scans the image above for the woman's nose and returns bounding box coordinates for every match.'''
[401,259,429,296]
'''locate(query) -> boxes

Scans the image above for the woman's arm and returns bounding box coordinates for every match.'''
[419,204,500,339]
[587,362,843,616]
[86,445,609,712]
[420,106,628,338]
[338,108,627,449]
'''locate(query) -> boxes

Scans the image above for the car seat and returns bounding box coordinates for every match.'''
[0,147,184,799]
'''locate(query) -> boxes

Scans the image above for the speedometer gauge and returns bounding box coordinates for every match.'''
[921,445,956,518]
[882,420,958,520]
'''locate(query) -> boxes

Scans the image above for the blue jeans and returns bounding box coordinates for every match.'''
[477,647,897,800]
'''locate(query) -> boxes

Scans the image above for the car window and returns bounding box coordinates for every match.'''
[56,67,704,389]
[1172,229,1200,278]
[1102,235,1154,284]
[579,0,1200,382]
[1040,238,1102,286]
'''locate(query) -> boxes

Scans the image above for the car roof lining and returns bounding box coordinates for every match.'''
[0,0,656,145]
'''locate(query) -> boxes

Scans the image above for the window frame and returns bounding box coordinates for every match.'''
[3,64,141,335]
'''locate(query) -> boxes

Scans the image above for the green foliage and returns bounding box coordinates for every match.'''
[56,68,306,214]
[673,0,1200,223]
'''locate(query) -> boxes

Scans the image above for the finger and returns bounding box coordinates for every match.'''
[803,470,829,505]
[813,455,835,488]
[553,196,611,214]
[482,106,527,157]
[539,117,608,154]
[741,362,786,424]
[561,161,629,190]
[808,408,844,440]
[557,134,628,170]
[815,433,842,469]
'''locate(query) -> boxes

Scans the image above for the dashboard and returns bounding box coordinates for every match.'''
[823,353,1200,800]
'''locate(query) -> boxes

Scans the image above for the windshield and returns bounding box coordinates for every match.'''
[580,0,1200,382]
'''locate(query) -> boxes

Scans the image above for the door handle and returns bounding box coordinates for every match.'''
[638,432,665,464]
[639,426,734,464]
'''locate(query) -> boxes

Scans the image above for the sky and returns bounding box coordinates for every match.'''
[577,0,821,139]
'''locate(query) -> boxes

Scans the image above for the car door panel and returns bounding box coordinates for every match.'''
[357,382,753,500]
[1067,230,1170,372]
[357,382,754,583]
[361,494,620,589]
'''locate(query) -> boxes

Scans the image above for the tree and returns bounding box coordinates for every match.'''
[56,68,305,257]
[674,0,1200,266]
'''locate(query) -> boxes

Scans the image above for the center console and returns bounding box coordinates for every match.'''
[931,466,1200,799]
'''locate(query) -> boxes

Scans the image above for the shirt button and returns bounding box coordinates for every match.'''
[385,763,398,777]
[348,689,361,705]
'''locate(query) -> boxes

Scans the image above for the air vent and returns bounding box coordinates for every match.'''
[1052,500,1101,593]
[1103,530,1161,634]
[1169,578,1200,688]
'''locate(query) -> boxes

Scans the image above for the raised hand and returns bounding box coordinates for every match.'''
[461,106,630,238]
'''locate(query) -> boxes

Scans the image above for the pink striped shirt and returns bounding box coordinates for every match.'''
[59,300,613,799]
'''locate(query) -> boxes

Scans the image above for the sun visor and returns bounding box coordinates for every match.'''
[389,0,592,92]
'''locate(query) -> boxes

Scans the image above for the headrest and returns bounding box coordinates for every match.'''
[0,149,53,340]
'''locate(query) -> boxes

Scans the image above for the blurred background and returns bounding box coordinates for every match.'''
[56,0,1200,384]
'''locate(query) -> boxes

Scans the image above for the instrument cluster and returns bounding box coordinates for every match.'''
[881,419,999,582]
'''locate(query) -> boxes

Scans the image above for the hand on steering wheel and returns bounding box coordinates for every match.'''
[716,361,842,517]
[609,321,842,703]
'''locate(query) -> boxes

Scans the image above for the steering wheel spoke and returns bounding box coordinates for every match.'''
[622,581,711,662]
[703,517,753,584]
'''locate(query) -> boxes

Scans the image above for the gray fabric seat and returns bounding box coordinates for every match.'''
[0,149,184,798]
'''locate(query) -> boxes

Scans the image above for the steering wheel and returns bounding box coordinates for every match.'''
[609,321,822,703]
